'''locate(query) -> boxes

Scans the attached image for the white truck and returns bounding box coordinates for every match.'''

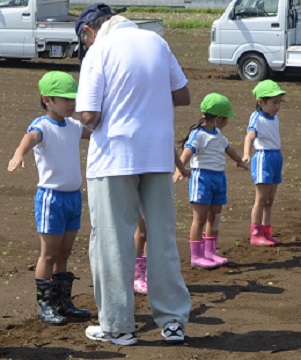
[209,0,301,81]
[0,0,163,61]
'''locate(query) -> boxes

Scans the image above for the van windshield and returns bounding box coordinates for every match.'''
[234,0,278,18]
[0,0,28,7]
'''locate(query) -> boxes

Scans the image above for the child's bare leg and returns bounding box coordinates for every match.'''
[261,184,281,244]
[251,184,271,224]
[190,204,209,240]
[205,205,222,237]
[134,214,147,257]
[53,230,77,273]
[262,184,278,225]
[134,214,147,294]
[35,233,64,279]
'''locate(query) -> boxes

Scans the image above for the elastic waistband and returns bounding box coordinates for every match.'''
[192,169,225,175]
[38,187,81,196]
[256,149,281,153]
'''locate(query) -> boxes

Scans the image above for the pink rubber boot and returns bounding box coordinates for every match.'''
[250,224,275,246]
[134,257,147,294]
[204,236,228,265]
[263,225,282,245]
[190,240,219,269]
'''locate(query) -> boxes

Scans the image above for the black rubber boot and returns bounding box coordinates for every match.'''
[36,278,68,325]
[52,272,90,318]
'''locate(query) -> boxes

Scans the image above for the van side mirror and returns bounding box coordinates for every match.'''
[229,8,235,20]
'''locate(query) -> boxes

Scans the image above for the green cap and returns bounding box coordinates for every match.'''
[38,71,77,99]
[252,79,286,100]
[200,93,235,117]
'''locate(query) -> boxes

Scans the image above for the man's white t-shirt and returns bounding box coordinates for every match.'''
[76,25,188,178]
[28,116,83,191]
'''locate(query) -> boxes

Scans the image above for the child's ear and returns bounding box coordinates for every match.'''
[42,95,51,106]
[257,98,264,107]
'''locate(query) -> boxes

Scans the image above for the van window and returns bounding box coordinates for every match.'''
[0,0,28,7]
[234,0,278,18]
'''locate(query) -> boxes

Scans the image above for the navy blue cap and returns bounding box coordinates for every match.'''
[75,3,116,37]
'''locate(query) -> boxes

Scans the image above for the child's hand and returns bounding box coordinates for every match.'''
[237,160,248,170]
[8,156,25,172]
[242,155,251,164]
[173,168,184,183]
[179,167,191,179]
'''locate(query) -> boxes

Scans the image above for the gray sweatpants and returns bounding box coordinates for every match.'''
[87,173,191,333]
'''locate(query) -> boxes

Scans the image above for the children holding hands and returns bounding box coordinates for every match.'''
[174,93,248,269]
[243,80,285,246]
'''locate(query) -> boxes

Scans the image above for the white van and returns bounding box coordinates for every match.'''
[209,0,301,80]
[0,0,163,61]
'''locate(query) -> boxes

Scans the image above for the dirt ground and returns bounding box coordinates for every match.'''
[1,28,301,360]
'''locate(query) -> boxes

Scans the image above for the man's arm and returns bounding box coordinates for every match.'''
[172,86,190,107]
[80,111,102,131]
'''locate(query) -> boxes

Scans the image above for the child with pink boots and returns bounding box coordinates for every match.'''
[134,214,148,294]
[174,93,248,269]
[134,150,190,293]
[242,80,285,246]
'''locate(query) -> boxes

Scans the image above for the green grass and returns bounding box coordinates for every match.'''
[125,6,223,14]
[70,6,222,29]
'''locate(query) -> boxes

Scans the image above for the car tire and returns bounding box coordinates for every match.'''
[238,53,270,81]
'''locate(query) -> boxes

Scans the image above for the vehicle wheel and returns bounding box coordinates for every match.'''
[238,54,269,81]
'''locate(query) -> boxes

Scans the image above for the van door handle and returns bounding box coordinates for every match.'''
[22,12,30,16]
[271,23,280,28]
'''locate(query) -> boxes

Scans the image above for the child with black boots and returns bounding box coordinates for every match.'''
[8,71,91,325]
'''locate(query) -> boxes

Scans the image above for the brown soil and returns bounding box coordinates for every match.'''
[1,28,301,360]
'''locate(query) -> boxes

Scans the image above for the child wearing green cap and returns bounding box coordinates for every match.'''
[242,79,286,246]
[174,93,248,269]
[8,71,91,325]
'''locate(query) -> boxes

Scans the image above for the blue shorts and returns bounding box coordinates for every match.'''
[189,169,227,205]
[35,187,82,235]
[251,150,282,185]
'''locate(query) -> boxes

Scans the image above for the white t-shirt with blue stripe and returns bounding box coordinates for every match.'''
[184,127,229,171]
[247,110,281,150]
[28,116,83,191]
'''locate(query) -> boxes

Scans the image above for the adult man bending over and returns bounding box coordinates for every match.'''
[75,4,191,346]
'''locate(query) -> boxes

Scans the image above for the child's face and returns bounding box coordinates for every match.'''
[259,94,284,116]
[215,116,228,129]
[43,96,75,121]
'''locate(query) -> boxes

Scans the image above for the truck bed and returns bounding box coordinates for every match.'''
[36,18,163,39]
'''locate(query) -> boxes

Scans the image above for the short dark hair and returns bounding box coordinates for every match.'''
[40,96,55,110]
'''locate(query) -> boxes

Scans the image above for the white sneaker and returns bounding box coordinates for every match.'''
[85,325,138,346]
[110,332,138,345]
[85,326,112,342]
[161,321,185,344]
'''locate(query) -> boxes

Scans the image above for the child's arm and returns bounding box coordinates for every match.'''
[225,145,248,170]
[242,130,256,163]
[174,148,193,183]
[8,131,41,171]
[174,148,191,179]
